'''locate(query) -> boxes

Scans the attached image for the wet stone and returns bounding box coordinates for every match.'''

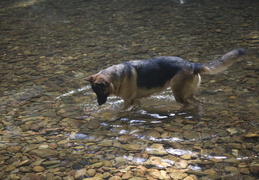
[19,166,31,172]
[75,168,87,179]
[183,131,199,140]
[32,165,45,172]
[87,169,96,177]
[29,148,59,158]
[147,143,168,155]
[5,164,16,172]
[8,145,23,153]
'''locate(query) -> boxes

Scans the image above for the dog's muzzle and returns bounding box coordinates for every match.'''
[96,94,108,105]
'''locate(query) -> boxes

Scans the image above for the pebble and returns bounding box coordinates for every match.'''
[75,168,87,179]
[9,146,23,153]
[29,149,59,158]
[32,166,45,172]
[147,143,168,155]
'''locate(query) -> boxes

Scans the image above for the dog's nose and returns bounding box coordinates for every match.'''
[97,94,108,105]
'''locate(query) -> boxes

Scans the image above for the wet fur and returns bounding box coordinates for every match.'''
[84,49,245,109]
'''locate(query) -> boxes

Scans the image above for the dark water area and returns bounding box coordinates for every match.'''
[0,0,258,179]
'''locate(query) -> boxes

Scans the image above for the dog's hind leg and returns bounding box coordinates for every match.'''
[170,70,201,104]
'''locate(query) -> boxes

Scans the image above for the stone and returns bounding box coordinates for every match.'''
[239,167,250,175]
[32,166,45,172]
[169,172,188,179]
[243,133,259,138]
[92,162,103,168]
[9,146,23,153]
[224,166,238,174]
[109,176,122,180]
[145,156,172,168]
[128,178,145,180]
[121,144,144,151]
[122,171,133,179]
[180,154,192,160]
[176,159,188,169]
[29,149,59,158]
[102,172,111,179]
[30,174,46,180]
[87,169,96,177]
[147,143,168,155]
[249,161,259,175]
[147,169,162,179]
[75,168,87,179]
[183,131,199,140]
[6,164,16,172]
[14,159,30,167]
[19,166,31,172]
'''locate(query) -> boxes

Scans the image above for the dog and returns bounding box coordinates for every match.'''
[84,49,245,109]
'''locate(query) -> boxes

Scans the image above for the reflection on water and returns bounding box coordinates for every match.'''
[0,0,259,179]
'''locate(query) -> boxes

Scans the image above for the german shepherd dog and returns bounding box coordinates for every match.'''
[84,49,245,109]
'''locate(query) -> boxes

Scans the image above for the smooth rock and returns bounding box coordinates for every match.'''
[29,149,59,158]
[6,164,16,172]
[9,146,23,153]
[87,169,96,177]
[75,168,87,179]
[147,143,168,155]
[145,156,172,168]
[109,176,122,180]
[32,166,45,172]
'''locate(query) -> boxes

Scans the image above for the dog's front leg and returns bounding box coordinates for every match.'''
[123,99,134,110]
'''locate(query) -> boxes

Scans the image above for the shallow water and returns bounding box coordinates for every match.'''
[0,0,259,179]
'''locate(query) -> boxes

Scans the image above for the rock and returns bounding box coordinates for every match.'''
[6,164,16,172]
[30,174,46,180]
[87,169,96,177]
[92,162,103,168]
[128,178,145,180]
[42,160,61,166]
[169,172,188,179]
[29,149,59,158]
[134,165,147,177]
[147,169,163,179]
[109,176,122,180]
[102,172,111,179]
[118,135,133,144]
[115,157,126,167]
[53,176,62,180]
[249,161,259,175]
[243,133,259,138]
[183,131,199,140]
[19,166,31,172]
[145,156,172,168]
[146,143,168,155]
[183,175,199,180]
[239,167,250,175]
[75,168,87,179]
[9,146,23,153]
[32,166,45,172]
[122,171,133,179]
[176,159,188,169]
[121,144,144,151]
[14,159,30,167]
[224,166,238,175]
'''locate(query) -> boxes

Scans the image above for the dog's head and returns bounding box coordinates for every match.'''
[84,74,113,106]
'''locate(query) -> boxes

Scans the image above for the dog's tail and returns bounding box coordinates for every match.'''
[194,48,246,75]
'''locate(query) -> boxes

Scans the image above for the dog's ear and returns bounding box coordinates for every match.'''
[84,75,94,83]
